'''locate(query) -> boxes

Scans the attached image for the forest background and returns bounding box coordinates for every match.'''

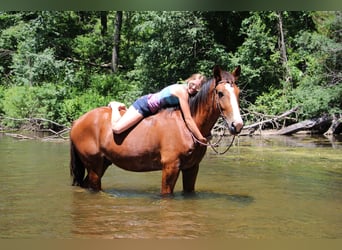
[0,11,341,131]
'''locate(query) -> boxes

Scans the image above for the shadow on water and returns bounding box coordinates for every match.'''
[180,191,255,208]
[104,188,254,206]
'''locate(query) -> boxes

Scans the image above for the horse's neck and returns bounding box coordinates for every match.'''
[193,92,220,137]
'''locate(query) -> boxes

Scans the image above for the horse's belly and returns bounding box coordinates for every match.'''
[112,154,163,172]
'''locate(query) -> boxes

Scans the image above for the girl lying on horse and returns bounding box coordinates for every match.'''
[109,73,208,144]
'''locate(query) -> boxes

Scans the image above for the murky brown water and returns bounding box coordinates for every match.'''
[0,134,341,239]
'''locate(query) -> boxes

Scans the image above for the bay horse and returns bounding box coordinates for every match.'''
[69,65,243,195]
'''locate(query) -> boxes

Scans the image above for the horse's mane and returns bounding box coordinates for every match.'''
[189,78,214,115]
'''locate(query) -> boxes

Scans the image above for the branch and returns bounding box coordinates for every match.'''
[1,116,70,129]
[1,116,70,140]
[65,57,112,69]
[242,106,300,133]
[0,48,14,58]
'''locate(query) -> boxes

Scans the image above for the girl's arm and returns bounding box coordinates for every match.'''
[172,86,207,143]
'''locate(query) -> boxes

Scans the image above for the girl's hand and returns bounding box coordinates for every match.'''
[199,137,207,144]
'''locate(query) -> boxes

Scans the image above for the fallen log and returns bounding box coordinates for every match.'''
[277,116,333,135]
[4,133,36,140]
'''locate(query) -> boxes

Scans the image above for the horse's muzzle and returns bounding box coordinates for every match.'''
[230,121,244,135]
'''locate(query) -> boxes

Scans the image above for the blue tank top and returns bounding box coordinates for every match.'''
[147,84,180,113]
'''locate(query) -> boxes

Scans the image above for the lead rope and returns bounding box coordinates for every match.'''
[191,131,236,155]
[211,134,236,155]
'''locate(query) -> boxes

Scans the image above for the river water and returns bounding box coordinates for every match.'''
[0,134,341,239]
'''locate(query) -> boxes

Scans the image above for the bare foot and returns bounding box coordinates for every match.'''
[108,101,126,111]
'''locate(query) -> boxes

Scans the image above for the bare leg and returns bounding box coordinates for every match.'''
[112,106,144,134]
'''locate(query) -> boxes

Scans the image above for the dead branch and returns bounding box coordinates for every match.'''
[66,57,112,69]
[242,106,300,134]
[1,116,70,140]
[42,128,70,140]
[1,116,69,129]
[0,48,14,58]
[324,115,342,135]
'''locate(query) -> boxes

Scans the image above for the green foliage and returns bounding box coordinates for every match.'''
[11,47,75,86]
[130,11,219,92]
[3,86,36,122]
[244,11,341,121]
[89,73,142,105]
[58,91,110,125]
[72,16,112,63]
[2,84,59,127]
[73,34,106,62]
[253,87,291,116]
[229,12,281,102]
[0,11,341,131]
[33,11,88,58]
[292,77,342,119]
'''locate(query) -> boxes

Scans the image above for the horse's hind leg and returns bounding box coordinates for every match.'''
[84,169,102,191]
[83,157,111,191]
[181,164,199,194]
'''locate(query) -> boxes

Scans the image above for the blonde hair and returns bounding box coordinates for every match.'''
[185,73,206,86]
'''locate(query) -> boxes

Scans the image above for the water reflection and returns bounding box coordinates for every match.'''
[70,189,202,239]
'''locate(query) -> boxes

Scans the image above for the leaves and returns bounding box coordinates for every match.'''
[0,11,341,130]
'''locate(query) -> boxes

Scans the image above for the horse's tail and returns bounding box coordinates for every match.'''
[70,140,85,186]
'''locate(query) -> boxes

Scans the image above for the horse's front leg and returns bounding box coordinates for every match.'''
[161,162,180,196]
[181,163,199,194]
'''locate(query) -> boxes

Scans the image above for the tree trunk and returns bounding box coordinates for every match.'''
[277,11,294,109]
[277,11,291,83]
[100,11,107,36]
[112,11,123,73]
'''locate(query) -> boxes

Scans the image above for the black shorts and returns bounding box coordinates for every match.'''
[132,95,154,117]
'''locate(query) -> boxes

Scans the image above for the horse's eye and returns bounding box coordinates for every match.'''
[218,91,224,98]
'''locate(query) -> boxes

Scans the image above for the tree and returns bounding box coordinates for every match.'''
[129,11,223,92]
[100,11,107,36]
[229,12,281,103]
[277,11,291,84]
[112,11,123,73]
[0,11,340,130]
[202,11,249,53]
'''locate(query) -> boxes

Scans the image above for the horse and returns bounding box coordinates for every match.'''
[69,65,243,195]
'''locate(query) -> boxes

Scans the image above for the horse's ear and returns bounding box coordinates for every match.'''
[232,65,241,80]
[213,65,222,84]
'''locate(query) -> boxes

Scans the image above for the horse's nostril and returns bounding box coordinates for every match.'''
[230,123,237,134]
[232,121,243,134]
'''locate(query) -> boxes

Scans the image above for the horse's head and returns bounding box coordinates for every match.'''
[213,65,244,135]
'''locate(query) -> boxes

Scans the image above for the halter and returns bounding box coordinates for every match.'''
[191,80,236,154]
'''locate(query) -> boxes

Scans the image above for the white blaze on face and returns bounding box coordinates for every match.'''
[225,84,243,129]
